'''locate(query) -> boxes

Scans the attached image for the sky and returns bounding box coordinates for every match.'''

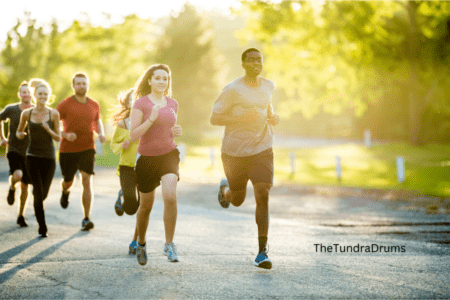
[0,0,241,43]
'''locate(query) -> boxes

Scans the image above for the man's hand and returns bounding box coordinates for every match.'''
[172,125,182,138]
[65,132,77,142]
[267,114,279,126]
[98,134,106,144]
[122,140,130,150]
[0,138,8,147]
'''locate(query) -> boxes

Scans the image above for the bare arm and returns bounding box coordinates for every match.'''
[0,120,7,147]
[16,109,29,140]
[129,108,154,143]
[41,110,61,142]
[266,102,279,126]
[96,118,106,143]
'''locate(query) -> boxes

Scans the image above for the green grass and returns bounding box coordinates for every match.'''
[95,141,450,198]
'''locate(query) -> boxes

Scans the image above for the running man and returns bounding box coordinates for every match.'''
[57,72,105,231]
[0,81,33,227]
[210,48,280,269]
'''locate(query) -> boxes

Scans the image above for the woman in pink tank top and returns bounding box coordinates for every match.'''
[129,64,183,266]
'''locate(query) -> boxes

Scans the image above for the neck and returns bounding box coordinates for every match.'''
[35,103,46,111]
[74,94,87,103]
[244,75,259,87]
[149,92,165,102]
[19,101,31,110]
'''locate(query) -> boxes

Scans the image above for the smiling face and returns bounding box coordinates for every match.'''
[242,51,263,77]
[73,77,89,96]
[18,85,31,104]
[148,69,169,95]
[34,86,50,105]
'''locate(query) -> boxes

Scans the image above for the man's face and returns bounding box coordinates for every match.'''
[242,51,263,76]
[73,77,88,96]
[18,85,31,104]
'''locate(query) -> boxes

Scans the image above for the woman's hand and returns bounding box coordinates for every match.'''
[149,104,163,122]
[172,125,182,137]
[122,140,131,150]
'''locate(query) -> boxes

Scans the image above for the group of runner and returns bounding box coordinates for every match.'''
[1,48,279,269]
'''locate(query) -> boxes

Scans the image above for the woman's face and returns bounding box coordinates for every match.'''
[35,86,49,105]
[148,69,169,95]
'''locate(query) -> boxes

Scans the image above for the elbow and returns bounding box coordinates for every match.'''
[210,114,219,126]
[54,135,61,142]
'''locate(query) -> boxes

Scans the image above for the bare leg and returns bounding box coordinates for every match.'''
[10,169,23,190]
[136,190,155,245]
[61,179,74,193]
[80,171,93,219]
[222,185,247,207]
[161,174,178,244]
[253,182,271,237]
[18,182,29,216]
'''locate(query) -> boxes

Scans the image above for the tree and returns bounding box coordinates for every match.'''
[154,4,222,142]
[239,1,450,144]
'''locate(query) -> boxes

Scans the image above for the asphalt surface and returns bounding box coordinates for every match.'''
[0,157,449,299]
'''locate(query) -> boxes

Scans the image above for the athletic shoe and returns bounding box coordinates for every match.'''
[17,215,28,227]
[166,242,179,262]
[60,191,70,209]
[81,218,94,231]
[129,240,137,255]
[115,190,124,216]
[136,243,147,265]
[38,233,48,238]
[218,178,230,208]
[7,188,15,205]
[163,243,169,256]
[253,245,272,269]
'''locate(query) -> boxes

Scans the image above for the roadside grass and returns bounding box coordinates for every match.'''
[95,141,450,198]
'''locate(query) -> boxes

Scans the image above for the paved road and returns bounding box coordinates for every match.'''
[0,159,449,299]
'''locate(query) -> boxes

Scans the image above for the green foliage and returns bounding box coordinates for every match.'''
[154,4,222,142]
[239,1,450,144]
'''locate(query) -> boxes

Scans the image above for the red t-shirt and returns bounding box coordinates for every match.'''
[57,96,100,153]
[133,96,178,156]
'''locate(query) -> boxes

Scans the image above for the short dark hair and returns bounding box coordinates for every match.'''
[241,48,261,62]
[18,81,28,91]
[72,72,89,85]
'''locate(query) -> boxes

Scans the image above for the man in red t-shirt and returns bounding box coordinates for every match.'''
[56,72,105,231]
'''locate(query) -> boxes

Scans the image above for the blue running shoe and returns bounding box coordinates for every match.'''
[218,178,230,208]
[136,243,147,266]
[115,190,124,216]
[129,240,137,255]
[166,242,179,262]
[253,246,272,269]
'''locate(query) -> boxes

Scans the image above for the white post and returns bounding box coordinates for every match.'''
[336,156,342,182]
[289,152,295,174]
[178,143,186,163]
[364,129,371,148]
[396,156,405,183]
[209,146,215,167]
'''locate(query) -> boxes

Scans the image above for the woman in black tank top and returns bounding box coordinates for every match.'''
[17,79,61,238]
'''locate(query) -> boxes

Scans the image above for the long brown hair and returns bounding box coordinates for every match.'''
[133,64,172,100]
[112,88,134,126]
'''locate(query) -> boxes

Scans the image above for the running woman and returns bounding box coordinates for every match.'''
[16,79,61,237]
[0,81,33,227]
[129,64,182,265]
[57,72,106,231]
[210,48,280,269]
[110,88,140,254]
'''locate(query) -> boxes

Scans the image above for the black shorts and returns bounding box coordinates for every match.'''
[221,148,274,191]
[59,149,96,182]
[135,148,180,193]
[7,152,31,185]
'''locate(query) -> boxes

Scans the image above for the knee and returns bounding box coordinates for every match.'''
[163,194,177,206]
[80,173,91,187]
[254,185,270,204]
[13,170,23,181]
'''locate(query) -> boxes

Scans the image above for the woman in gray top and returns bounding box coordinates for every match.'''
[17,79,61,238]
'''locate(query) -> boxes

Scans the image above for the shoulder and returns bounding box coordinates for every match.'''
[132,96,148,109]
[87,97,100,107]
[57,96,72,108]
[166,97,178,106]
[222,77,244,92]
[21,108,32,118]
[51,108,60,118]
[259,77,275,90]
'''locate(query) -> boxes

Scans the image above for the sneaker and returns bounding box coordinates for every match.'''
[17,215,28,227]
[115,190,124,216]
[129,240,137,255]
[218,178,230,208]
[253,246,272,269]
[166,242,179,262]
[7,188,15,205]
[38,233,48,238]
[136,243,147,265]
[163,243,169,256]
[60,191,70,209]
[81,218,94,231]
